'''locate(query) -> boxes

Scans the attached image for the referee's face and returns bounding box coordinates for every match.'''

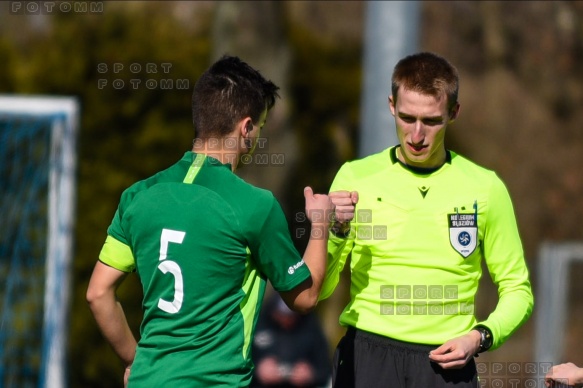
[389,88,459,169]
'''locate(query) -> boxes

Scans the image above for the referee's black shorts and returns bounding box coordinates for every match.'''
[332,326,478,388]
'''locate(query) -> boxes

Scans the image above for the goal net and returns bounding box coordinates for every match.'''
[0,95,78,388]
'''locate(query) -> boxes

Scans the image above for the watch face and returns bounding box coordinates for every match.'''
[480,328,493,349]
[475,326,493,352]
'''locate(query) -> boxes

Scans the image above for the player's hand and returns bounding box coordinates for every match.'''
[256,357,285,385]
[123,365,131,388]
[329,190,358,224]
[428,331,481,369]
[545,362,583,387]
[289,361,315,386]
[304,187,335,226]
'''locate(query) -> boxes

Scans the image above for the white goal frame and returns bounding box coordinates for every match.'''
[534,241,583,370]
[0,95,78,388]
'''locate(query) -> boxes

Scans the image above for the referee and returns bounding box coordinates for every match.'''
[322,52,534,387]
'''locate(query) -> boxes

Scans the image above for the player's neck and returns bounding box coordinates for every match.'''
[191,143,241,172]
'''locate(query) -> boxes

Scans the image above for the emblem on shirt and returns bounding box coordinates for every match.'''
[448,213,477,258]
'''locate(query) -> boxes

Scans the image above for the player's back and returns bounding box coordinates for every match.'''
[120,152,276,387]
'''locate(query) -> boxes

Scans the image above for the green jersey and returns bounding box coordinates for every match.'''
[99,152,310,387]
[320,146,533,350]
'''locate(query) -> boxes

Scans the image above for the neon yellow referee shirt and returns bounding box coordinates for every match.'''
[320,146,533,350]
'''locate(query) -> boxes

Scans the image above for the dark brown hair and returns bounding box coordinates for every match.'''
[192,55,280,140]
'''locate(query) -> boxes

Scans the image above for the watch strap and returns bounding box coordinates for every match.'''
[473,325,493,356]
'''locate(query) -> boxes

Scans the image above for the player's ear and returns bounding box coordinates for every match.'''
[239,117,253,137]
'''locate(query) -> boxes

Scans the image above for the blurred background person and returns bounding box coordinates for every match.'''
[252,293,332,388]
[545,362,583,387]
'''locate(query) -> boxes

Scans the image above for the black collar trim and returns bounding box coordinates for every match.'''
[390,146,451,175]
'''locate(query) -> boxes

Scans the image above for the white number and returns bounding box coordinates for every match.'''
[157,229,185,314]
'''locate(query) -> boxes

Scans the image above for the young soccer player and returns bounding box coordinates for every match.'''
[86,55,334,387]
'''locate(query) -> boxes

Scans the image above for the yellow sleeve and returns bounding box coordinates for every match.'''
[319,162,356,301]
[479,176,534,349]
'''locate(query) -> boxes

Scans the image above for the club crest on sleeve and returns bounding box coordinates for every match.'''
[448,213,477,258]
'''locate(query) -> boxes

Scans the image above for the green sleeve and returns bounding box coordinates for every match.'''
[100,195,136,272]
[319,162,356,301]
[479,176,534,349]
[250,195,311,292]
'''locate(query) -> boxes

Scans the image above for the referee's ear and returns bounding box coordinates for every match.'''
[449,103,460,122]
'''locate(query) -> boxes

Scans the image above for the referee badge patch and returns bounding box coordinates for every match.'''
[448,213,477,258]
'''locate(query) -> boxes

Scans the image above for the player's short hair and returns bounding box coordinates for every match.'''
[192,55,280,140]
[391,52,459,113]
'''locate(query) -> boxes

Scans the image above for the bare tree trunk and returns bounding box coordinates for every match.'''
[481,1,506,69]
[212,1,296,203]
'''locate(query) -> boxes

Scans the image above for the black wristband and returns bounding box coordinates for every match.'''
[330,222,351,238]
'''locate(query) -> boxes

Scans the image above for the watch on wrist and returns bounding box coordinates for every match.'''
[473,325,493,355]
[330,222,351,238]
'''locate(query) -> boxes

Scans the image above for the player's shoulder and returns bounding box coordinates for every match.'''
[118,155,189,203]
[207,167,279,220]
[224,170,275,201]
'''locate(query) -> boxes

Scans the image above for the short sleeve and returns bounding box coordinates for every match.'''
[248,196,311,292]
[99,192,136,272]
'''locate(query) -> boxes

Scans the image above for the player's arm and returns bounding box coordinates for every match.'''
[86,260,137,369]
[280,187,334,314]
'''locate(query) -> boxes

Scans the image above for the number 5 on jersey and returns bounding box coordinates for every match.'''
[158,228,185,314]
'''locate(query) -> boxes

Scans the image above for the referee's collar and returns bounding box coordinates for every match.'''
[389,146,451,175]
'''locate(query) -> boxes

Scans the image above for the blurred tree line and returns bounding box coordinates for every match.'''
[1,1,583,387]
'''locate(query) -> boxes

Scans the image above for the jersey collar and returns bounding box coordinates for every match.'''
[390,146,451,175]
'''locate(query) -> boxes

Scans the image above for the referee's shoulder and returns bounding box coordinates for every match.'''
[450,152,504,190]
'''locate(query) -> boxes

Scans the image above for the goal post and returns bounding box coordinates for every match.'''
[0,95,79,388]
[534,241,583,379]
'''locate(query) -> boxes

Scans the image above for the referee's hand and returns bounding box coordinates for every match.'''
[428,331,481,369]
[329,190,358,224]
